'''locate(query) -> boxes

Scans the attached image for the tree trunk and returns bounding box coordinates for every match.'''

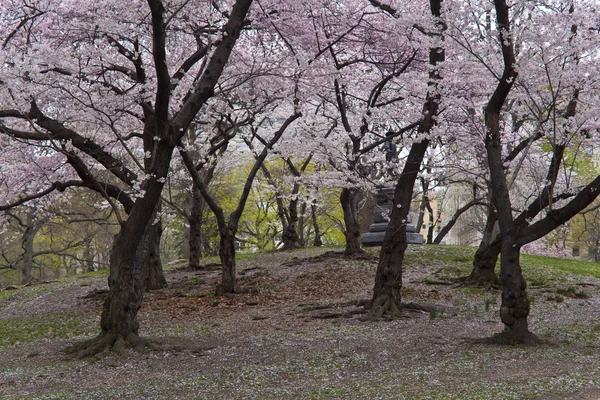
[426,199,434,244]
[298,201,307,247]
[467,206,501,285]
[368,0,444,318]
[188,186,203,269]
[369,140,430,317]
[360,190,375,234]
[415,178,430,233]
[498,239,532,341]
[341,187,364,255]
[65,144,174,357]
[483,0,535,343]
[215,227,239,295]
[470,240,501,283]
[311,201,323,246]
[21,224,36,285]
[281,193,300,250]
[144,208,167,291]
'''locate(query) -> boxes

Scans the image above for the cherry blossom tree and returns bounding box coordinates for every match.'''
[367,0,445,317]
[0,0,253,356]
[446,1,600,291]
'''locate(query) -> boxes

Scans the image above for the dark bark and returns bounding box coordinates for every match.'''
[259,164,290,247]
[215,227,239,295]
[311,200,323,246]
[64,0,254,357]
[360,190,375,234]
[369,139,431,317]
[368,0,445,317]
[186,164,217,268]
[66,142,175,357]
[281,185,300,250]
[517,174,600,247]
[425,199,434,244]
[483,0,537,343]
[340,187,364,255]
[298,201,307,247]
[470,240,501,285]
[182,113,301,294]
[144,208,167,291]
[281,157,314,250]
[467,205,501,284]
[468,182,580,286]
[332,78,367,255]
[468,86,577,285]
[415,177,430,233]
[21,221,38,285]
[6,211,45,285]
[188,186,204,269]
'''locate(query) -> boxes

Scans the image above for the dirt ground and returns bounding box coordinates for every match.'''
[1,246,600,399]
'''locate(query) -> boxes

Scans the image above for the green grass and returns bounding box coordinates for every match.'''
[0,311,98,347]
[403,245,476,278]
[398,244,600,285]
[521,253,600,281]
[0,284,58,305]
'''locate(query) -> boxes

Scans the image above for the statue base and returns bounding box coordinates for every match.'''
[360,188,425,246]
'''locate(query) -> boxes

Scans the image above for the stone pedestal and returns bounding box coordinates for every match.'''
[361,187,424,246]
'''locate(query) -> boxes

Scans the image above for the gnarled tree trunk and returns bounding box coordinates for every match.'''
[187,186,204,269]
[483,0,536,343]
[66,145,174,357]
[367,0,444,318]
[144,206,167,291]
[467,206,501,285]
[341,187,364,255]
[281,188,300,250]
[369,140,430,317]
[215,227,239,295]
[498,239,531,340]
[20,221,39,285]
[311,200,323,246]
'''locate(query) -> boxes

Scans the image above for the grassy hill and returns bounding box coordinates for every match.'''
[1,245,600,399]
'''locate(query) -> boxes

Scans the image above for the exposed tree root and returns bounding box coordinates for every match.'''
[189,262,221,271]
[64,331,157,359]
[360,295,437,321]
[421,278,454,286]
[298,300,366,319]
[282,251,378,267]
[82,288,109,299]
[361,294,403,321]
[214,283,258,297]
[401,302,433,313]
[238,266,264,275]
[311,309,366,319]
[471,330,544,346]
[298,300,360,312]
[455,275,502,290]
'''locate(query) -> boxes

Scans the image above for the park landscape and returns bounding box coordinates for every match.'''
[2,0,600,398]
[2,245,600,399]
